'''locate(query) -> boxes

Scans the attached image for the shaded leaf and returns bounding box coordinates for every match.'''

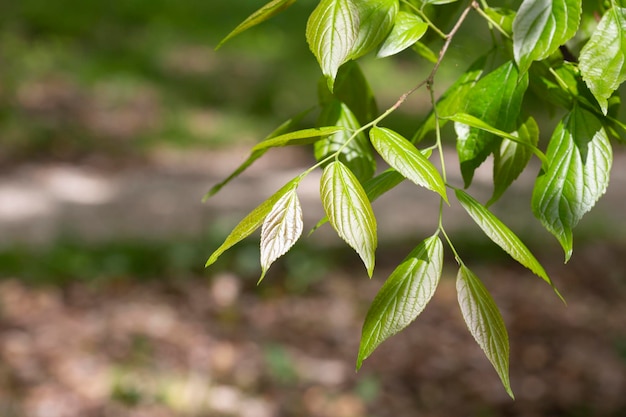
[457,265,514,398]
[370,127,447,201]
[484,7,516,36]
[377,11,429,58]
[317,101,376,181]
[532,106,612,262]
[411,41,438,63]
[513,0,582,74]
[206,176,303,267]
[357,235,443,369]
[455,61,528,187]
[216,0,296,49]
[321,161,377,276]
[579,7,626,114]
[349,0,399,60]
[307,0,359,91]
[454,188,558,294]
[260,187,303,282]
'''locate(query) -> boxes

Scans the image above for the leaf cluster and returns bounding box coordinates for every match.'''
[207,0,625,397]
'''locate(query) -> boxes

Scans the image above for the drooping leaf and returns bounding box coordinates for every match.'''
[484,7,516,36]
[457,265,514,399]
[455,60,528,187]
[532,106,612,262]
[411,41,438,63]
[215,0,296,49]
[206,176,303,267]
[205,125,343,199]
[579,7,626,114]
[349,0,399,60]
[490,117,539,205]
[512,0,582,74]
[357,235,443,369]
[370,127,447,201]
[259,186,303,282]
[454,189,560,297]
[321,161,377,276]
[377,11,429,58]
[318,61,378,125]
[317,100,376,181]
[307,0,359,91]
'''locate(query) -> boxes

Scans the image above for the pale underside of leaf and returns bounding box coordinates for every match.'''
[531,107,612,262]
[321,161,377,276]
[215,0,296,50]
[370,126,447,201]
[357,235,443,369]
[457,265,513,398]
[259,187,303,282]
[579,7,626,114]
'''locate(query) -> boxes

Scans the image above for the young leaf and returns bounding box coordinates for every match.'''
[349,0,398,60]
[490,117,539,205]
[306,0,359,91]
[532,106,612,262]
[321,161,377,276]
[455,61,528,187]
[317,100,376,181]
[454,188,559,295]
[357,235,443,369]
[370,127,447,201]
[377,11,429,58]
[206,176,303,267]
[512,0,582,74]
[260,186,303,282]
[457,265,514,399]
[205,126,343,199]
[579,7,626,115]
[215,0,296,50]
[411,41,438,63]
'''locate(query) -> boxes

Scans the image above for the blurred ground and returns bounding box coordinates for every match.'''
[1,1,626,416]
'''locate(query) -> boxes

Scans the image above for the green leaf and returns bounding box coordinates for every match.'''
[357,235,443,369]
[318,61,378,125]
[512,0,582,74]
[307,0,360,91]
[349,0,399,60]
[215,0,296,50]
[423,0,460,4]
[205,125,343,199]
[411,41,438,63]
[484,7,516,36]
[455,61,528,187]
[579,7,626,114]
[321,161,378,276]
[377,11,429,58]
[454,189,559,296]
[532,106,612,262]
[490,117,539,205]
[457,265,514,399]
[206,176,303,267]
[317,101,376,181]
[370,127,447,201]
[259,187,303,282]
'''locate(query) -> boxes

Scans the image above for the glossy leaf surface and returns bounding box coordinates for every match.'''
[349,0,398,60]
[377,11,428,58]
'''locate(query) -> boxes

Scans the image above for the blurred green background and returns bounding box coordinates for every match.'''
[1,1,625,417]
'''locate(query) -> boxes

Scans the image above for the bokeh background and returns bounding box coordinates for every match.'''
[1,1,626,416]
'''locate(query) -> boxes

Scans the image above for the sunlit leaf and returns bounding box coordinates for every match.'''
[321,161,377,276]
[513,0,582,74]
[349,0,399,60]
[216,0,296,49]
[370,127,447,201]
[455,189,560,297]
[317,100,376,181]
[457,265,514,398]
[206,176,303,267]
[455,61,528,187]
[579,7,626,114]
[205,125,342,199]
[484,7,516,36]
[411,41,438,63]
[260,187,303,282]
[532,106,612,262]
[357,235,442,369]
[377,11,429,58]
[307,0,359,91]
